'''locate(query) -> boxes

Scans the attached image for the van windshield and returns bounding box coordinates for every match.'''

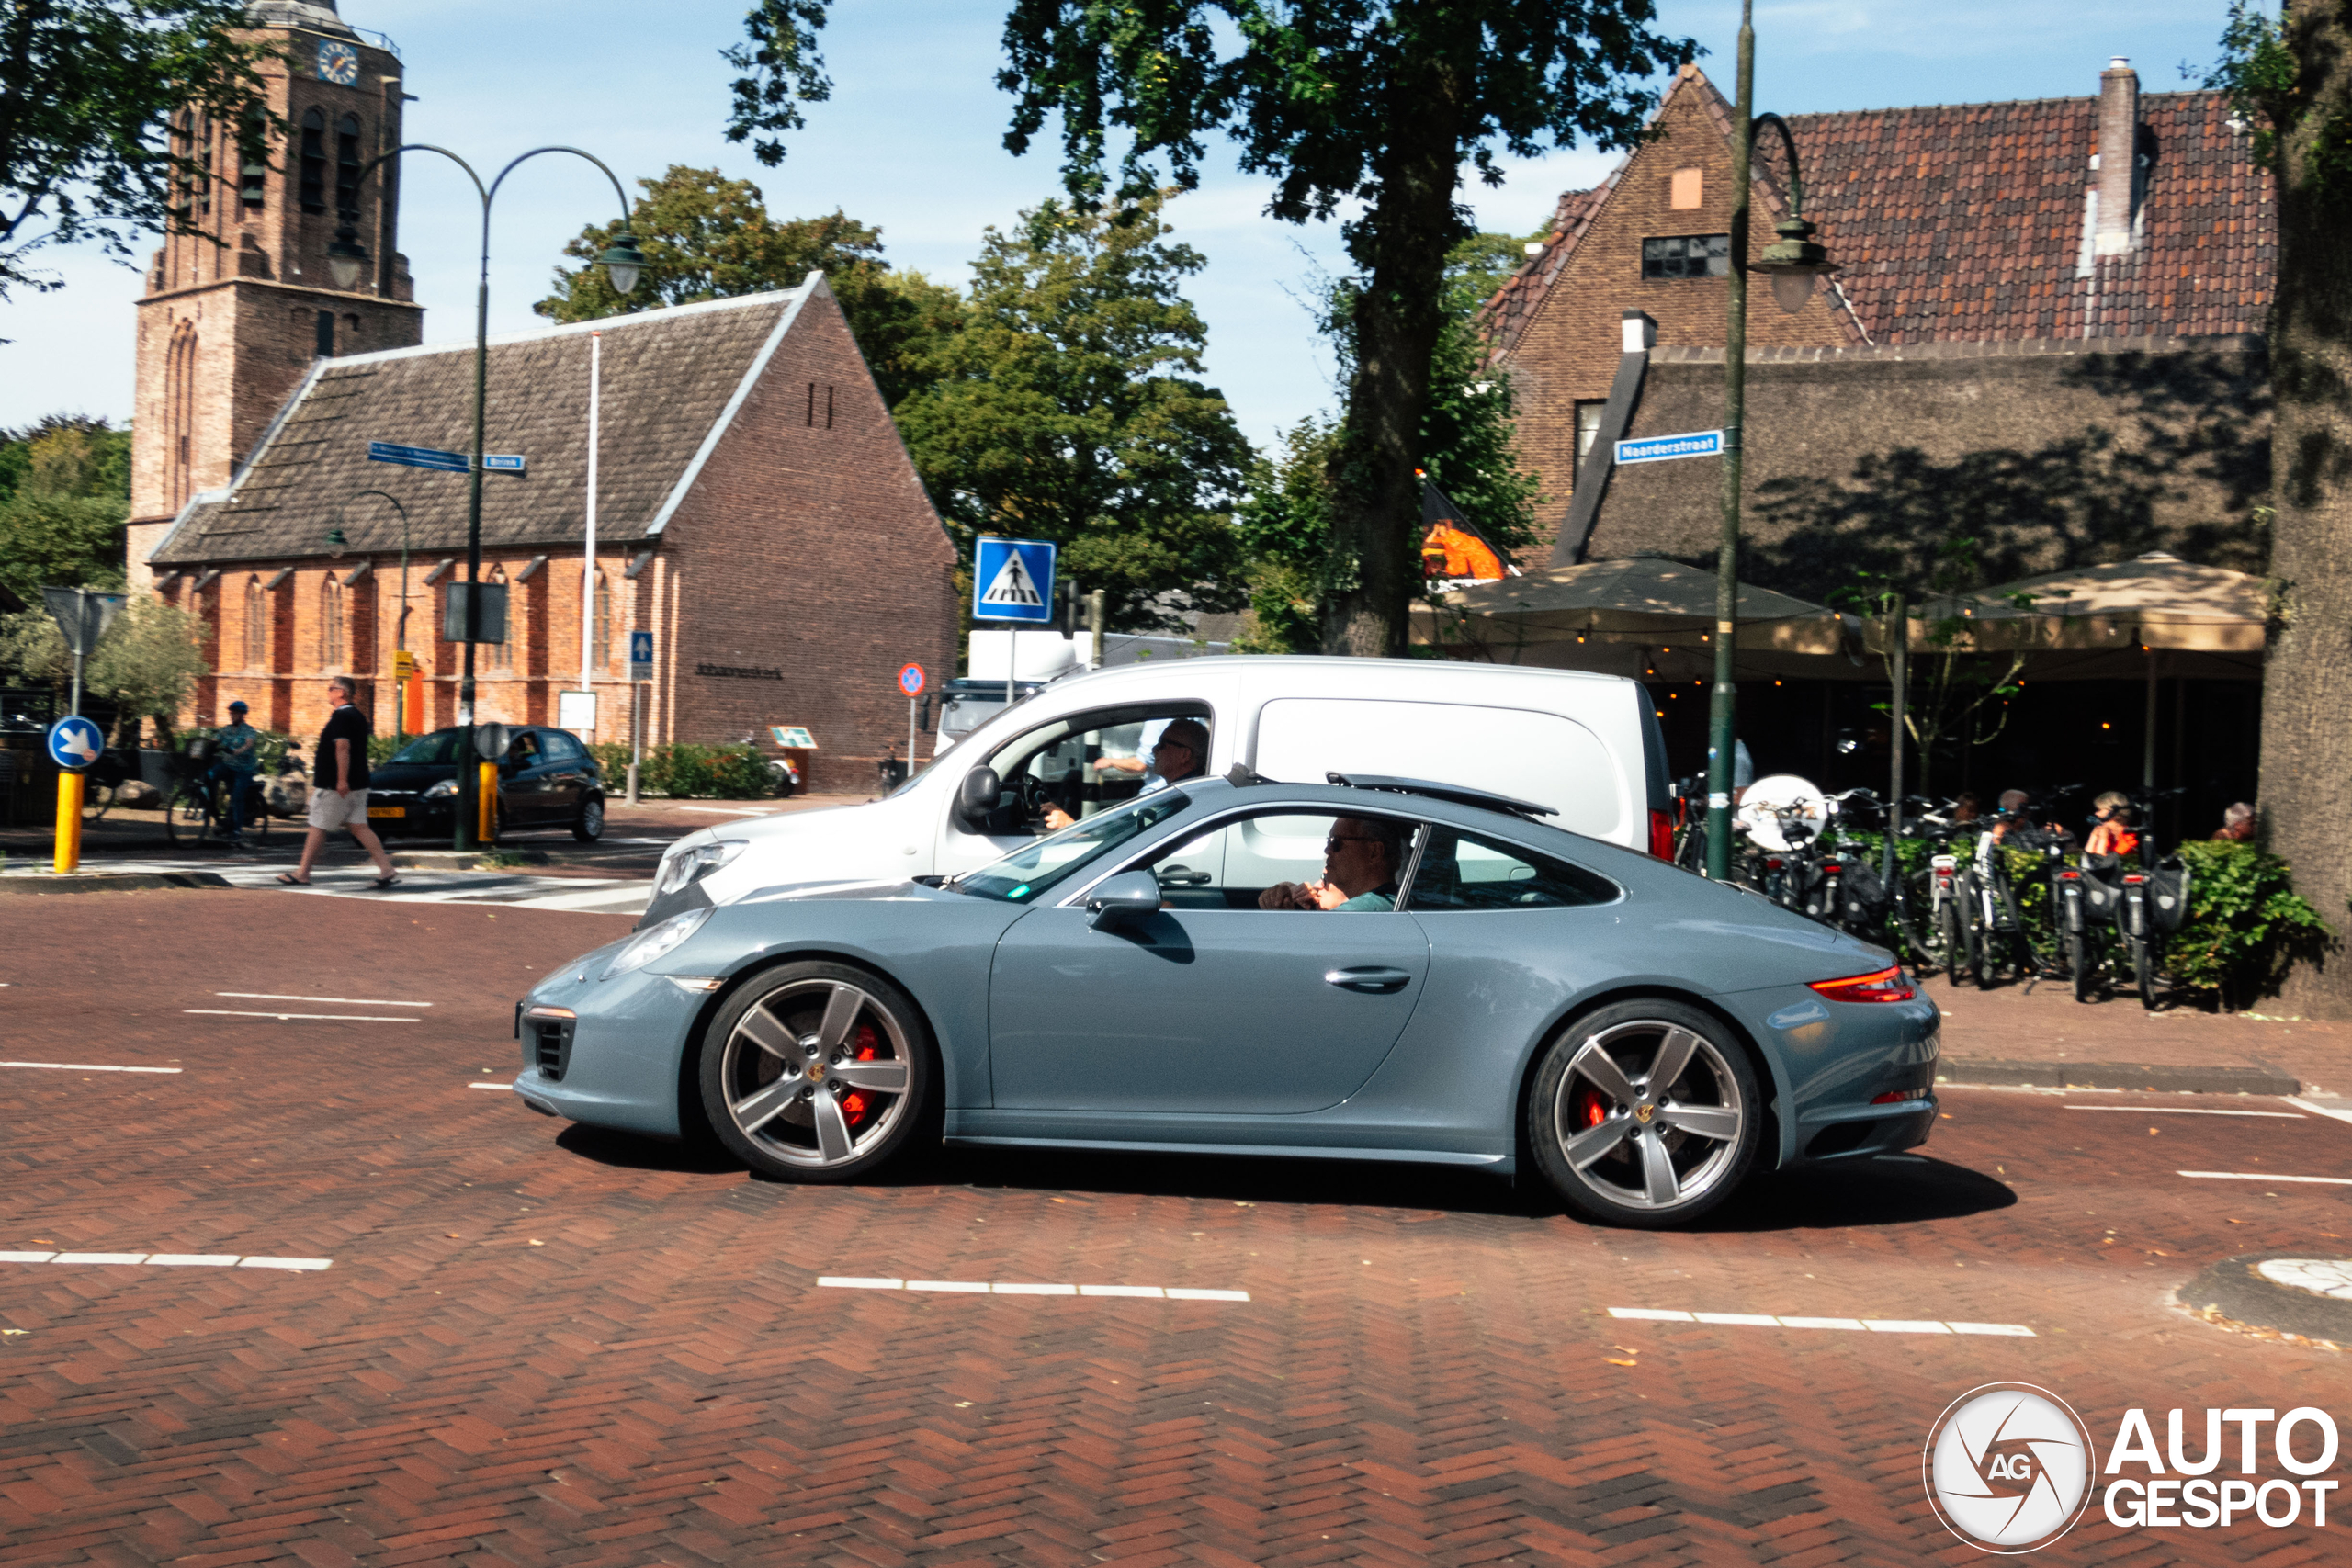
[956,791,1192,903]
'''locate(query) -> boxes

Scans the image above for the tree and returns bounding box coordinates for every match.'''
[0,415,132,604]
[1233,416,1338,653]
[892,195,1252,632]
[2211,2,2352,1012]
[536,165,965,411]
[0,2,277,301]
[0,592,204,740]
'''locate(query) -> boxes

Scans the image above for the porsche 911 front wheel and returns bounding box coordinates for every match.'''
[698,962,934,1182]
[1527,1001,1761,1228]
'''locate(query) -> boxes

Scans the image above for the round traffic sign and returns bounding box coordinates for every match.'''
[46,715,105,772]
[898,663,926,698]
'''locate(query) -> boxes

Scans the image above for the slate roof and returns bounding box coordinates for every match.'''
[1482,72,2272,354]
[150,280,818,566]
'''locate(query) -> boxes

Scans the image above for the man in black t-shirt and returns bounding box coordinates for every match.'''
[278,675,399,888]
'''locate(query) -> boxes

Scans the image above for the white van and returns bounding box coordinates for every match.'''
[639,656,1675,924]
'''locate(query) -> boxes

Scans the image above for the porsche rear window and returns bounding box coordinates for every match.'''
[956,792,1193,903]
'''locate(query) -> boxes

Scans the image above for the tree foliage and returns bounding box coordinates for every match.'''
[0,1,278,300]
[893,195,1252,633]
[0,415,131,605]
[724,1,832,167]
[536,165,965,412]
[0,591,205,738]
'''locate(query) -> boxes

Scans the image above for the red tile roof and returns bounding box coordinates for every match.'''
[1483,74,2273,353]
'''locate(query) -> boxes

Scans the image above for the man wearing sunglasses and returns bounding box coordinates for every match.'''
[1258,816,1408,911]
[1042,716,1208,831]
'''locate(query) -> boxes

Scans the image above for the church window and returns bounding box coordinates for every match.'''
[320,574,346,670]
[239,109,267,209]
[594,570,613,669]
[483,569,512,671]
[243,579,268,670]
[335,115,363,218]
[1641,234,1729,280]
[194,115,214,218]
[299,109,327,213]
[164,321,198,510]
[170,111,194,220]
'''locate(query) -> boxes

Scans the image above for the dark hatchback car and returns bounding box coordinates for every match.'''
[366,725,606,841]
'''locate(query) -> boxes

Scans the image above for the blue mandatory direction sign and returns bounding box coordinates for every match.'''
[628,630,655,680]
[46,715,105,772]
[1615,429,1725,466]
[972,536,1056,625]
[368,440,469,474]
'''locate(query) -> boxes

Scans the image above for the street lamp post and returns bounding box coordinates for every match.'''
[1702,0,1838,879]
[325,488,413,746]
[330,145,643,851]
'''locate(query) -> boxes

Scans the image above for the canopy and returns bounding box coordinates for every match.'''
[1917,552,2265,655]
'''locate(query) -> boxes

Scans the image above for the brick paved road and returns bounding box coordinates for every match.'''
[3,891,2346,1564]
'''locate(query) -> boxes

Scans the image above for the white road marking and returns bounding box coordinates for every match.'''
[2286,1097,2352,1128]
[217,992,431,1007]
[185,1010,416,1022]
[2065,1105,2302,1117]
[819,1277,1250,1301]
[1610,1307,2033,1337]
[503,883,650,912]
[1,1061,182,1074]
[468,1082,514,1091]
[678,807,775,817]
[2178,1170,2352,1186]
[1,1252,331,1270]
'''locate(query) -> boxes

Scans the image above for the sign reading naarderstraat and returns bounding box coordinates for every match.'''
[695,663,784,681]
[1615,429,1725,465]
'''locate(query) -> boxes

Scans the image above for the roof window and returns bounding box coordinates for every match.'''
[1642,234,1728,280]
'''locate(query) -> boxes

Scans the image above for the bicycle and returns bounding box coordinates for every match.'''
[2119,852,2192,1010]
[161,743,270,849]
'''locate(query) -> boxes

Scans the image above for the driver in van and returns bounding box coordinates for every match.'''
[1257,816,1408,911]
[1041,716,1207,831]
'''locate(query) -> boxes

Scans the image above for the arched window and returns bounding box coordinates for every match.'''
[298,109,327,213]
[593,570,613,670]
[239,108,267,209]
[335,115,363,219]
[320,573,345,670]
[482,568,512,671]
[195,114,213,218]
[164,320,198,509]
[243,578,268,670]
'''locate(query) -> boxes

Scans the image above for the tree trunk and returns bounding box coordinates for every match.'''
[2256,4,2352,1014]
[1322,70,1463,657]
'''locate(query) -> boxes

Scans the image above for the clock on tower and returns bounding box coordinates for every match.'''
[317,39,360,85]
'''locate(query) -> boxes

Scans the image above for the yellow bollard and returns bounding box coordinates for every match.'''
[54,770,84,874]
[478,761,498,843]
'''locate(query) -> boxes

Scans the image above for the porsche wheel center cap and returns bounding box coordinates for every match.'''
[1634,1102,1656,1124]
[806,1063,826,1084]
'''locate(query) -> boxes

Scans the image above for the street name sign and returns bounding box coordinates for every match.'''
[973,536,1056,624]
[46,716,104,771]
[628,630,654,682]
[368,440,469,474]
[482,453,526,474]
[1614,429,1724,466]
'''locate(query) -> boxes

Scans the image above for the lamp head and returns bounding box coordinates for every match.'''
[324,525,348,558]
[326,223,368,291]
[598,233,647,296]
[1752,215,1836,315]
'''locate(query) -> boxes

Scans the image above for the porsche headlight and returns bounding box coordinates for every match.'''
[423,778,458,799]
[657,838,748,896]
[602,907,715,979]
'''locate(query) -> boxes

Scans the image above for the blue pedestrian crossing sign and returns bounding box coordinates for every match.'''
[972,536,1056,625]
[628,630,654,682]
[46,716,104,772]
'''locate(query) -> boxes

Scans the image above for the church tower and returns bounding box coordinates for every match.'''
[127,1,423,581]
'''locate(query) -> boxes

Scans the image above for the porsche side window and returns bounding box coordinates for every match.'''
[956,791,1193,903]
[1131,811,1423,911]
[1406,827,1618,911]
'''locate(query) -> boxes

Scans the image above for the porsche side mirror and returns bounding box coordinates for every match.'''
[1086,870,1162,931]
[956,766,1001,829]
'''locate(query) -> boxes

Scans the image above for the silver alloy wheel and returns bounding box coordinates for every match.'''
[718,978,914,1168]
[577,798,604,838]
[1550,1018,1747,1213]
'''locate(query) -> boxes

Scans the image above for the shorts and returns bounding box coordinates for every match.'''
[307,787,371,830]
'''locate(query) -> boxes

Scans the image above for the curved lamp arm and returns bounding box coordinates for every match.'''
[1747,112,1805,220]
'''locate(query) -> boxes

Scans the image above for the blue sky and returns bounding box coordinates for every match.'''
[0,0,2243,450]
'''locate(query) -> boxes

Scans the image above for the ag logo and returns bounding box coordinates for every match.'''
[1924,1382,2095,1553]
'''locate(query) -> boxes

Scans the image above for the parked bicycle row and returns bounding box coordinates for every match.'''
[1672,776,2192,1010]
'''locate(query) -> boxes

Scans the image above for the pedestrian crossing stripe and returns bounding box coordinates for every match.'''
[978,549,1045,608]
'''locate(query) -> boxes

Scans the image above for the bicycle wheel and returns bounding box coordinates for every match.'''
[163,784,213,848]
[232,778,269,844]
[2132,936,2158,1010]
[1939,898,1973,987]
[2069,929,2096,1003]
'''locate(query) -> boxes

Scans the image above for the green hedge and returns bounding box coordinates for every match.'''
[586,741,775,799]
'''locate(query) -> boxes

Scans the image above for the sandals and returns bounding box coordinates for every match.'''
[274,873,311,886]
[372,874,401,890]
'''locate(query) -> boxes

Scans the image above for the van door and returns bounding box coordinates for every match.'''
[1250,696,1632,845]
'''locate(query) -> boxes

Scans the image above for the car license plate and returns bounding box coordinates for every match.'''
[368,806,405,818]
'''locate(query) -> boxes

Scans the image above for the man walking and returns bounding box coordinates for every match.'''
[277,675,399,889]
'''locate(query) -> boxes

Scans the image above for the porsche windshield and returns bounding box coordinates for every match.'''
[956,792,1192,903]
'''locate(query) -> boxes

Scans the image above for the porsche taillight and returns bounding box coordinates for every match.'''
[1808,966,1917,1004]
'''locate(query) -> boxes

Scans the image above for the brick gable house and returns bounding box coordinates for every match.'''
[144,278,959,792]
[1480,59,2272,596]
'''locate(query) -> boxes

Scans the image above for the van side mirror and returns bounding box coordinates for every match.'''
[956,766,1001,829]
[1086,870,1162,931]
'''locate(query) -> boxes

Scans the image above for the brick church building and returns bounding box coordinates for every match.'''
[127,2,957,790]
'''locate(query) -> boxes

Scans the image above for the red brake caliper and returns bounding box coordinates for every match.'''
[841,1023,881,1124]
[1573,1086,1608,1133]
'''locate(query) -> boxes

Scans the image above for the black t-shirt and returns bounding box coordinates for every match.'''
[316,704,372,789]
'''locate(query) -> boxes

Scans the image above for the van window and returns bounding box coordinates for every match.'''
[1250,697,1624,840]
[967,703,1214,835]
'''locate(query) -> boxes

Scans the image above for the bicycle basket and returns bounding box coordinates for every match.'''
[182,736,215,764]
[2146,858,2192,934]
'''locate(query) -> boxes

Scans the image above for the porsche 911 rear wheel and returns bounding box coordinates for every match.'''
[698,962,933,1182]
[1527,1001,1761,1228]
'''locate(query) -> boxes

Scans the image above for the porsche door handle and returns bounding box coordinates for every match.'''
[1324,966,1413,992]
